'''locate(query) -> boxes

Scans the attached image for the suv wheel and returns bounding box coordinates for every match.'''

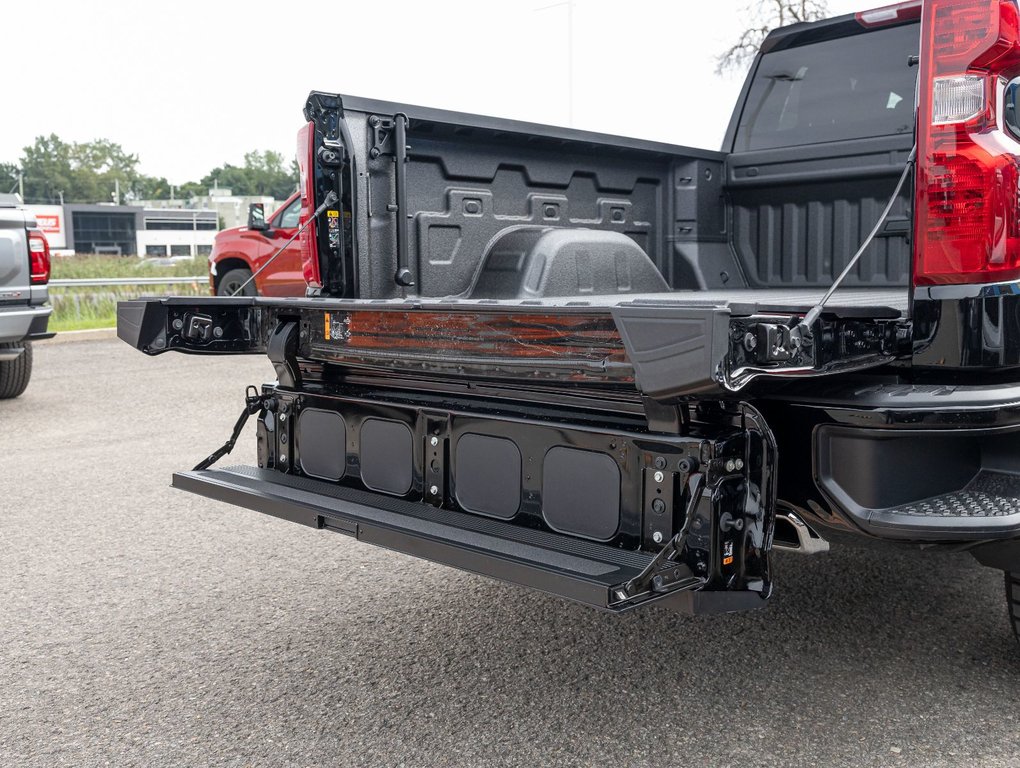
[0,341,33,399]
[217,268,256,296]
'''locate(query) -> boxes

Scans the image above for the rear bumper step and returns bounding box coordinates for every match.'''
[816,424,1020,540]
[174,465,765,614]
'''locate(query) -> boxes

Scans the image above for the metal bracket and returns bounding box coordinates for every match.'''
[303,91,343,146]
[611,472,707,606]
[422,412,448,506]
[368,115,396,159]
[182,313,213,342]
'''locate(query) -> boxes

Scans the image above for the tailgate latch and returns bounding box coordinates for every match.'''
[745,322,801,364]
[183,313,214,343]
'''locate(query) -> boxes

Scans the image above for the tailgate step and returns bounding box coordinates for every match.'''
[174,465,667,611]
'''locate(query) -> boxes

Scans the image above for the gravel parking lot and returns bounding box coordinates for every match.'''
[2,337,1019,767]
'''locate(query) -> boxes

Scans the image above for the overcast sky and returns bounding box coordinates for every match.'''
[3,0,866,186]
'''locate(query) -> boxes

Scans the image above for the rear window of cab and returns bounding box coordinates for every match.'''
[734,23,920,151]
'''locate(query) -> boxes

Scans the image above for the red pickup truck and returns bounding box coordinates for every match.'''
[207,193,305,297]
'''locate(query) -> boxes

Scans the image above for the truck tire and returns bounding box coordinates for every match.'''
[217,268,256,297]
[0,341,32,399]
[1008,572,1020,646]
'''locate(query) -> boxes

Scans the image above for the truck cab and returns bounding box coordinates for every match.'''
[208,192,304,297]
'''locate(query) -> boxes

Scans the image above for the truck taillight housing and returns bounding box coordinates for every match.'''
[915,0,1020,285]
[27,229,50,285]
[296,121,322,289]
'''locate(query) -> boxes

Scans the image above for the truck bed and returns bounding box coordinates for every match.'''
[303,91,913,306]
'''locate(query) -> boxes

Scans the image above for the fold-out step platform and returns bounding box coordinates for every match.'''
[175,465,676,611]
[176,466,765,614]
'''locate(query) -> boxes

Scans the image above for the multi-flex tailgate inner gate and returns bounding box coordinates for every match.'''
[117,292,909,395]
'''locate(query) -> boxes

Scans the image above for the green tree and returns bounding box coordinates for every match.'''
[176,180,206,199]
[10,134,298,204]
[0,162,20,195]
[199,150,298,200]
[131,174,172,201]
[17,134,151,204]
[20,134,76,202]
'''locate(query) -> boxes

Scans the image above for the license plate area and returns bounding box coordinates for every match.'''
[258,389,721,551]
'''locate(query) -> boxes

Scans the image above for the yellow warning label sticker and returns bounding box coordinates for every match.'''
[324,312,331,340]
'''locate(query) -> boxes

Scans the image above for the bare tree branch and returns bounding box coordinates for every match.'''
[717,0,828,75]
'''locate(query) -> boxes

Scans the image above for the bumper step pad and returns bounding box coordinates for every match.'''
[866,471,1020,539]
[890,472,1020,518]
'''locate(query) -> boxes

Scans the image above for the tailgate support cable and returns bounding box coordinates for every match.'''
[798,144,917,334]
[231,190,339,296]
[193,385,275,471]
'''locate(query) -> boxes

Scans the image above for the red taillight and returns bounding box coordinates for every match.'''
[915,0,1020,285]
[27,229,50,285]
[296,121,321,289]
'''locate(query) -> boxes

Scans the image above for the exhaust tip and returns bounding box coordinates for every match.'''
[774,510,830,555]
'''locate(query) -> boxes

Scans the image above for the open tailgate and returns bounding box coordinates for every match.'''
[117,292,909,396]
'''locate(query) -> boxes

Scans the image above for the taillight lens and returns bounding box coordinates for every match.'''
[27,229,50,284]
[296,121,321,289]
[915,0,1020,285]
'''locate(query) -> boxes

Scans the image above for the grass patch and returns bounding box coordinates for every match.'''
[49,281,210,333]
[47,253,211,332]
[52,253,208,280]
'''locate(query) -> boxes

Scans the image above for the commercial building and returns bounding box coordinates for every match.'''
[140,187,285,230]
[24,203,217,257]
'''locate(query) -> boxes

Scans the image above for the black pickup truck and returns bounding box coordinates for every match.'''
[119,0,1020,644]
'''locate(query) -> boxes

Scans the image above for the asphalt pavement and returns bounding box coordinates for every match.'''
[1,337,1019,767]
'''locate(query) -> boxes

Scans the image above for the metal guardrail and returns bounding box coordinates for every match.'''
[49,276,207,287]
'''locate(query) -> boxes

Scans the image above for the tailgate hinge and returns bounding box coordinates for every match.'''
[610,472,708,607]
[267,321,302,390]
